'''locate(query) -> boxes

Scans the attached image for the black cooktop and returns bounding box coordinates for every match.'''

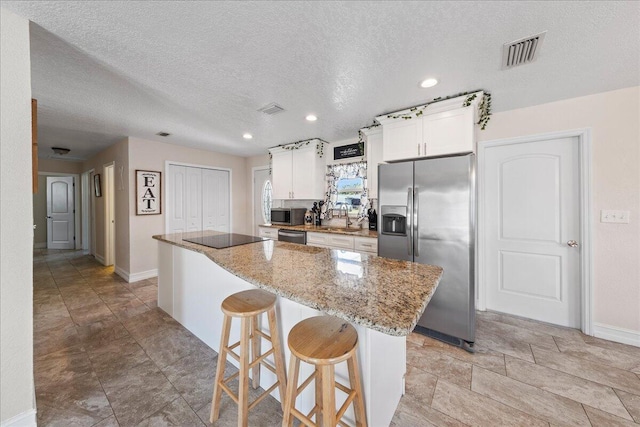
[183,233,266,249]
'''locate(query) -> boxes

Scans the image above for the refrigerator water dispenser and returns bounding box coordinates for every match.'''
[381,206,407,236]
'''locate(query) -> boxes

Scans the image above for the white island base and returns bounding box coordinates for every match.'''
[158,242,406,427]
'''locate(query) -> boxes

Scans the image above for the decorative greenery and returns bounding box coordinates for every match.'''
[384,90,492,130]
[279,138,326,158]
[357,122,381,152]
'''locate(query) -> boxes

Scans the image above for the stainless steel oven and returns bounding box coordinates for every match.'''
[277,229,306,245]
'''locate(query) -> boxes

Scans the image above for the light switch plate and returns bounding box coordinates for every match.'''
[600,210,631,223]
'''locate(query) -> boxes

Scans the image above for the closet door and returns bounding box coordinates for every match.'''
[185,167,203,232]
[203,169,230,232]
[168,165,187,233]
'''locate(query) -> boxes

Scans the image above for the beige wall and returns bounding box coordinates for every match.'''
[0,8,36,424]
[478,86,640,333]
[82,138,130,272]
[39,158,83,174]
[128,137,250,276]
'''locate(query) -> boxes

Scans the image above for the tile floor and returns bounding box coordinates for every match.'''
[33,249,640,426]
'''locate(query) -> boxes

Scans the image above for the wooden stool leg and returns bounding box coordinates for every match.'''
[282,354,300,427]
[315,366,323,426]
[267,307,287,408]
[210,314,232,422]
[238,317,250,427]
[251,315,261,389]
[348,355,368,427]
[320,364,336,427]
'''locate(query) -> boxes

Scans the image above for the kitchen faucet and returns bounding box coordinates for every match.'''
[340,204,353,229]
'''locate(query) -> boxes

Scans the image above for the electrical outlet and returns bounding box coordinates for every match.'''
[600,210,631,223]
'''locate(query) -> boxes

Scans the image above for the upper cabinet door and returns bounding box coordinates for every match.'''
[382,119,423,162]
[291,145,320,199]
[364,128,383,199]
[271,150,292,199]
[423,107,475,157]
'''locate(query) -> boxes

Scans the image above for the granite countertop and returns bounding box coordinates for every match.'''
[153,231,442,337]
[260,223,378,238]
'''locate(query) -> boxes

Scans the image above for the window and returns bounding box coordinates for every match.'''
[262,180,272,224]
[326,161,368,219]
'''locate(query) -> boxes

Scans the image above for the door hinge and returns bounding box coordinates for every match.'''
[73,209,76,213]
[73,236,76,240]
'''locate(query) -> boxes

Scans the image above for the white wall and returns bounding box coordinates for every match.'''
[478,86,640,335]
[0,8,36,426]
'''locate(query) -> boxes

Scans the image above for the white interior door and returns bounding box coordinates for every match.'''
[185,167,203,232]
[203,169,230,232]
[104,164,116,266]
[168,165,187,233]
[253,168,270,235]
[483,137,580,327]
[46,176,75,249]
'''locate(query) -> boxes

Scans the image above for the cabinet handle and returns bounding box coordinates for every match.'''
[361,244,372,247]
[417,144,421,156]
[423,142,427,155]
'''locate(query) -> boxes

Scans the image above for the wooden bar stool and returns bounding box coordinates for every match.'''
[210,289,287,427]
[282,316,367,427]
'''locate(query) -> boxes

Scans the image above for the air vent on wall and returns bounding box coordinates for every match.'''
[502,31,546,69]
[258,103,285,115]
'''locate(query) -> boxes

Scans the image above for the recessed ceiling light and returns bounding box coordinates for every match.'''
[243,133,253,140]
[156,131,171,137]
[306,114,317,122]
[419,78,438,88]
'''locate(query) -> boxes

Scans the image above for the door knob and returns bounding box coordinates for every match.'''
[46,216,52,219]
[567,240,579,248]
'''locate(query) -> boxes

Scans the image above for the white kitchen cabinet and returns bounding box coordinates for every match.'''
[381,119,422,162]
[377,92,481,162]
[258,226,278,239]
[270,139,326,200]
[362,126,383,200]
[422,106,474,157]
[354,236,378,255]
[307,232,377,255]
[270,150,293,200]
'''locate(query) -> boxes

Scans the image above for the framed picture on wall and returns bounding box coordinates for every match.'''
[136,170,161,215]
[94,174,102,197]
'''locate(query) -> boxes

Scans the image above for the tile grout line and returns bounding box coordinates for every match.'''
[612,388,637,420]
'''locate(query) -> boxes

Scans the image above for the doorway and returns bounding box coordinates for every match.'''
[104,163,116,266]
[253,166,271,236]
[81,170,93,252]
[46,176,75,250]
[478,129,592,332]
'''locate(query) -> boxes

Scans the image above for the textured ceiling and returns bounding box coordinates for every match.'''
[2,1,639,160]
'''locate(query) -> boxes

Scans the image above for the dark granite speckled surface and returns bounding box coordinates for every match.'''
[153,231,442,336]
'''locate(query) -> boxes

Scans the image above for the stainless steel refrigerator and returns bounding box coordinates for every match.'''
[378,154,475,351]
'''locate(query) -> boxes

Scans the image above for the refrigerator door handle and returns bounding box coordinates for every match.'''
[407,187,413,256]
[414,187,420,257]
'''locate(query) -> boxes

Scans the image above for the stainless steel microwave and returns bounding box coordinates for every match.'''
[271,208,306,226]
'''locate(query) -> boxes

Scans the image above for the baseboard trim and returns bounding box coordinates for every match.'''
[33,242,46,249]
[1,409,37,427]
[114,265,129,282]
[113,267,157,283]
[593,322,640,347]
[95,253,105,265]
[129,269,158,283]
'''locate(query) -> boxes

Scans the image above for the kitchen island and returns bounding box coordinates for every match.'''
[153,231,442,426]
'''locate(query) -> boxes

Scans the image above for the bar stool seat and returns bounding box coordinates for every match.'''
[283,316,367,427]
[210,289,287,427]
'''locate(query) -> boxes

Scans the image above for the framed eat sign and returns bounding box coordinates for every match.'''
[136,170,161,215]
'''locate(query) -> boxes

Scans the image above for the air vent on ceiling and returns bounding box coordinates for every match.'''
[258,103,285,115]
[502,31,546,69]
[156,131,171,137]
